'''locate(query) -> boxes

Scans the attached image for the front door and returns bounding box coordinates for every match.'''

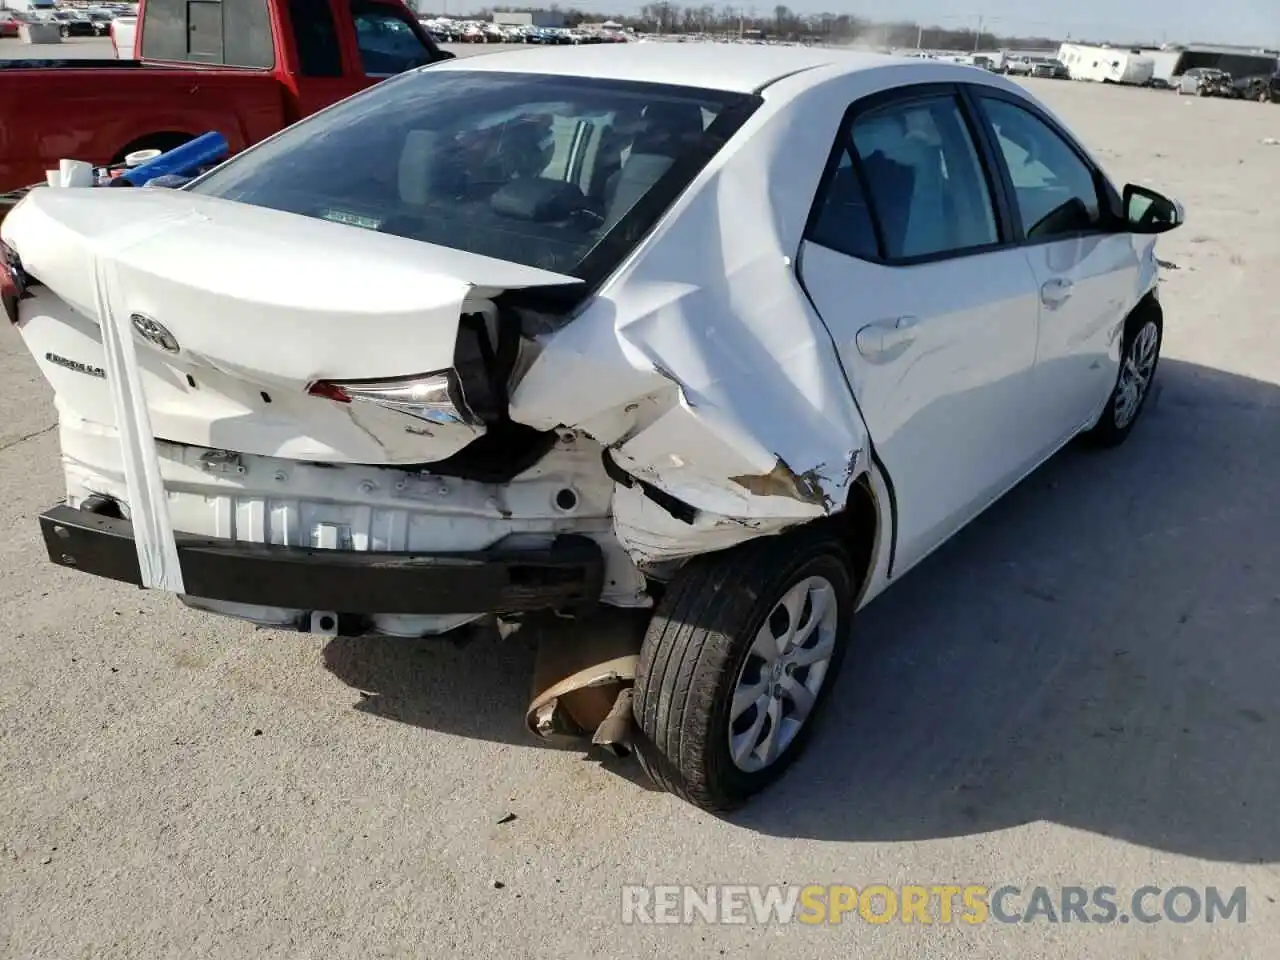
[798,88,1043,575]
[971,90,1140,447]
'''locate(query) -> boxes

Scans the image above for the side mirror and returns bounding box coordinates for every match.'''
[1123,184,1184,234]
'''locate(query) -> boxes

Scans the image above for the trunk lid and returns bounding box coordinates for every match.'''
[4,187,579,464]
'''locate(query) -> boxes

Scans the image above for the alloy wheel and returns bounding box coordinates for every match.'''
[1114,320,1160,429]
[727,575,839,773]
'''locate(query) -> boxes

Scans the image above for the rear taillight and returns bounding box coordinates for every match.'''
[1,241,32,325]
[307,371,480,426]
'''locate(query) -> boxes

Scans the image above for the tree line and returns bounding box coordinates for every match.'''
[465,4,1063,50]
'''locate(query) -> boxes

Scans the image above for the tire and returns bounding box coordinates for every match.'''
[632,528,856,811]
[1085,302,1163,448]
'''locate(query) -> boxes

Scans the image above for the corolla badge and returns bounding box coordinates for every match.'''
[130,313,179,353]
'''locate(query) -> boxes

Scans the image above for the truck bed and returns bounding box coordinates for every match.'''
[0,65,288,193]
[0,60,145,71]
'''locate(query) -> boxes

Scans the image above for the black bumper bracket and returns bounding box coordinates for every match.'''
[39,504,605,616]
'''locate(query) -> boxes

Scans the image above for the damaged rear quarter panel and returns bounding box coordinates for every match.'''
[508,79,872,563]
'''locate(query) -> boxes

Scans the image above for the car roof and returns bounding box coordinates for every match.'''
[429,42,914,94]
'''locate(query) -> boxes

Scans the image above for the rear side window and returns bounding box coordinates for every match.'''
[850,96,999,260]
[807,150,878,260]
[141,0,274,68]
[187,70,757,284]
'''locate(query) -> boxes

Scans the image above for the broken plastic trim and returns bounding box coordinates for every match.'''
[601,448,698,525]
[1,241,34,324]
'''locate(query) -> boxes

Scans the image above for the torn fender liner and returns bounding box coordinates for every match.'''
[93,256,184,593]
[525,612,646,749]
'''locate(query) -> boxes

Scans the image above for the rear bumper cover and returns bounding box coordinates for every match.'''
[39,504,605,615]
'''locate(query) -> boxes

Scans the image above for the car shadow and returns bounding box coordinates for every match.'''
[321,610,662,792]
[323,358,1280,863]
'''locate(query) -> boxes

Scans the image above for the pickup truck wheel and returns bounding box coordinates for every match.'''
[632,530,855,811]
[1085,304,1163,448]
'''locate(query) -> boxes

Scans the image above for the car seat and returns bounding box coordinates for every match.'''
[854,111,950,258]
[601,101,707,229]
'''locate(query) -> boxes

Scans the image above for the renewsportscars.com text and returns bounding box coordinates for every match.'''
[620,884,1248,925]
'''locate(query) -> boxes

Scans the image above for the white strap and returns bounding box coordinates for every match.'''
[92,256,185,593]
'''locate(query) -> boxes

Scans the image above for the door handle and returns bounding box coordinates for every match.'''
[1040,277,1074,307]
[855,315,918,362]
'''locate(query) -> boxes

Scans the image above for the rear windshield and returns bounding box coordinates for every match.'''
[188,69,758,284]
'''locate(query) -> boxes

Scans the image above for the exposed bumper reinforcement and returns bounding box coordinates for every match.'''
[39,504,605,615]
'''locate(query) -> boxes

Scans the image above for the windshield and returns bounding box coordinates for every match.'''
[189,69,757,283]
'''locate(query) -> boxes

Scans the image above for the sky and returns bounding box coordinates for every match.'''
[500,0,1280,47]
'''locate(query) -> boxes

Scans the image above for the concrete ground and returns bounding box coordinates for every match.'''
[2,41,1279,959]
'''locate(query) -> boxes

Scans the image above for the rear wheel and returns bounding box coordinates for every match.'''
[632,529,856,811]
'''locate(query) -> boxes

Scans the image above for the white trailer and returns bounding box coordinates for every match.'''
[1058,43,1156,84]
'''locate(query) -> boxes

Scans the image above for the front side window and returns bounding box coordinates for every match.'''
[847,95,999,260]
[350,0,437,75]
[978,96,1103,240]
[188,70,755,281]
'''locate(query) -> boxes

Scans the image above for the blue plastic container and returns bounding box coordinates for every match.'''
[117,132,230,187]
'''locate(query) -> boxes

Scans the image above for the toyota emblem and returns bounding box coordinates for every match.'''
[130,313,180,354]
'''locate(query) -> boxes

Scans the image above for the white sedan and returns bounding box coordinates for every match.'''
[2,44,1182,811]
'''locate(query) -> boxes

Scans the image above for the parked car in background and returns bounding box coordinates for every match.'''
[1004,56,1035,76]
[4,45,1184,811]
[1032,58,1069,79]
[419,18,459,42]
[86,9,117,36]
[108,13,136,56]
[0,11,19,38]
[52,10,98,37]
[1177,67,1237,97]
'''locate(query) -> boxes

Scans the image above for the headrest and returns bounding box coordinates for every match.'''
[631,101,707,156]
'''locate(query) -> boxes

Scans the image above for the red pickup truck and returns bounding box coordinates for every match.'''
[0,0,452,194]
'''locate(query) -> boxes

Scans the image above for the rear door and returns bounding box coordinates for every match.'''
[797,85,1043,575]
[966,87,1139,446]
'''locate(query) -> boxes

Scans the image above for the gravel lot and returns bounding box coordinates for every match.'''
[2,42,1279,959]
